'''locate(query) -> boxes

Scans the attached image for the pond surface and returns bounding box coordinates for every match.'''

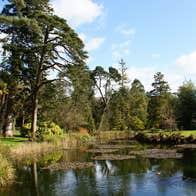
[1,141,196,196]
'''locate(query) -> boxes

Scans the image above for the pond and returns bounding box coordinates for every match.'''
[1,140,196,196]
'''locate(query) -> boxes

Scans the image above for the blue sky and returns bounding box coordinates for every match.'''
[1,0,196,91]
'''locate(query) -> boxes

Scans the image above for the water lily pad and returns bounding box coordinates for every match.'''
[175,144,196,149]
[43,162,95,170]
[95,144,136,149]
[92,154,136,160]
[129,149,183,159]
[87,149,119,153]
[110,139,137,144]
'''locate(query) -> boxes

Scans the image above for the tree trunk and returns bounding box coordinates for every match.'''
[30,28,48,140]
[2,94,14,137]
[31,90,39,139]
[0,94,7,131]
[3,113,13,137]
[20,111,25,130]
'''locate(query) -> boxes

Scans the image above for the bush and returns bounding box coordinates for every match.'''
[131,117,145,130]
[20,123,31,137]
[20,121,64,138]
[38,121,63,135]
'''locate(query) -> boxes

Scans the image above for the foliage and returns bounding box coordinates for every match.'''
[176,81,196,130]
[129,79,148,130]
[108,87,131,130]
[37,121,64,136]
[20,123,31,137]
[147,72,176,129]
[20,121,64,138]
[0,0,87,138]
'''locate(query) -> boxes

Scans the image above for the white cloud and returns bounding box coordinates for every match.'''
[86,37,105,51]
[112,24,136,59]
[112,40,132,59]
[79,33,105,52]
[126,65,186,92]
[116,24,136,37]
[175,51,196,74]
[51,0,103,27]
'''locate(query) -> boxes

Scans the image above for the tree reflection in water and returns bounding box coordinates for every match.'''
[1,148,196,196]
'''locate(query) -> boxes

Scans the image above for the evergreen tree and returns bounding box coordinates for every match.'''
[118,59,129,88]
[108,87,131,130]
[148,72,176,129]
[177,81,196,130]
[129,79,148,130]
[0,0,87,138]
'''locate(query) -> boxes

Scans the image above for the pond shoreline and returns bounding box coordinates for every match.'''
[0,130,195,187]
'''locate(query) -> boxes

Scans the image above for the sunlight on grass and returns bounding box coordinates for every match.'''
[0,137,28,147]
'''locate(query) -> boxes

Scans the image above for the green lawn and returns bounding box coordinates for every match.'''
[144,130,196,138]
[0,136,28,147]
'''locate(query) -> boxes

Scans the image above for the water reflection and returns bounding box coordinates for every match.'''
[1,149,196,196]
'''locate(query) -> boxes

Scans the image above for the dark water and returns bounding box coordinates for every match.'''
[1,144,196,196]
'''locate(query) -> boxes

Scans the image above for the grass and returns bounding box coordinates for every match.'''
[6,132,94,164]
[135,130,196,144]
[144,130,196,138]
[0,136,28,147]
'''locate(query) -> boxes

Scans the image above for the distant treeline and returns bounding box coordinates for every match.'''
[0,1,195,139]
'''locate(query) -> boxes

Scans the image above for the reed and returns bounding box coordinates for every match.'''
[10,133,94,163]
[0,154,15,187]
[95,131,135,143]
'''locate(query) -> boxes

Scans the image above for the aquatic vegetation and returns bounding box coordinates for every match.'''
[110,139,137,144]
[129,149,183,159]
[175,144,196,149]
[87,149,119,153]
[95,144,136,149]
[43,161,95,170]
[92,154,136,160]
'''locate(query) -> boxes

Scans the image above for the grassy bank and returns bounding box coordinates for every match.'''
[135,130,196,144]
[0,132,94,186]
[8,133,94,162]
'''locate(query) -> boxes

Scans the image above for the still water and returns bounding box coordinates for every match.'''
[1,144,196,196]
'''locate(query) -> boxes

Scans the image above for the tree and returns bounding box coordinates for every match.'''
[177,81,196,130]
[118,59,129,88]
[129,79,148,130]
[0,0,87,138]
[148,72,176,129]
[91,66,120,130]
[0,79,8,131]
[108,87,131,130]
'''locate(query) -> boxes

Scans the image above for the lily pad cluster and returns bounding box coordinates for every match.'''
[43,162,95,170]
[129,149,183,159]
[95,144,136,149]
[92,154,136,161]
[87,149,119,153]
[175,144,196,149]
